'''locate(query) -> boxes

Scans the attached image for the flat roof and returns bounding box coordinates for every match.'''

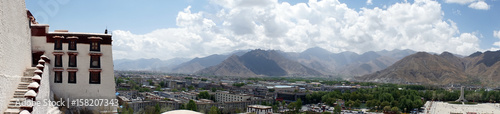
[48,32,111,36]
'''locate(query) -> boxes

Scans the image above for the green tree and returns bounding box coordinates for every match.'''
[159,81,166,88]
[148,79,154,86]
[380,101,390,108]
[188,86,195,91]
[209,106,219,114]
[353,99,361,108]
[211,87,217,92]
[383,106,391,112]
[391,107,400,114]
[155,103,161,114]
[295,98,302,113]
[333,105,341,114]
[232,83,245,87]
[198,91,210,99]
[186,100,197,111]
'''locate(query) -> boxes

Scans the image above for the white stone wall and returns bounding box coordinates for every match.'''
[0,0,32,112]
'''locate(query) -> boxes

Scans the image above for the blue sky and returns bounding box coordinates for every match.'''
[26,0,500,60]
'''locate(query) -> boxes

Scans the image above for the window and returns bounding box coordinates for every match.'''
[55,71,62,83]
[55,55,62,67]
[68,72,76,83]
[89,72,100,84]
[68,40,77,50]
[90,41,100,51]
[69,54,77,67]
[54,39,62,50]
[90,56,100,68]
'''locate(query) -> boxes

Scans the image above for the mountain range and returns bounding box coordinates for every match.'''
[114,47,416,77]
[196,49,323,76]
[358,50,500,86]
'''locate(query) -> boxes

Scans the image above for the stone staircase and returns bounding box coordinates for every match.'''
[4,68,37,114]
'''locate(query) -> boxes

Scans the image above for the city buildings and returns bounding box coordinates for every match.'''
[247,105,273,114]
[215,91,252,103]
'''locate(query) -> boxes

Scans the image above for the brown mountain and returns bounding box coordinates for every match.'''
[285,47,415,76]
[196,49,323,77]
[358,50,500,86]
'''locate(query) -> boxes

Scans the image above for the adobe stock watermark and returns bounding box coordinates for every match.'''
[32,0,71,24]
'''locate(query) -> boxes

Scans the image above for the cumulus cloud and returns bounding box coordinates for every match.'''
[366,0,373,5]
[444,0,477,4]
[444,0,490,10]
[112,0,481,60]
[468,1,490,10]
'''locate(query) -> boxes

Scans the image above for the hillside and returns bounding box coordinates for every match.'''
[196,49,323,77]
[359,50,500,86]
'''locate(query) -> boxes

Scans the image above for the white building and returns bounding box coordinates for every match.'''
[30,24,116,109]
[215,91,251,103]
[247,105,273,114]
[0,0,116,112]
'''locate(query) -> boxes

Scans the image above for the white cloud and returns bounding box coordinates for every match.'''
[468,1,490,10]
[112,0,481,60]
[444,0,477,4]
[366,0,373,5]
[444,0,490,10]
[495,30,500,39]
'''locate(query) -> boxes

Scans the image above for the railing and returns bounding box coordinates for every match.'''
[20,55,60,114]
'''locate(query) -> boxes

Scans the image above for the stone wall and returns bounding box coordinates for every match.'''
[0,0,33,112]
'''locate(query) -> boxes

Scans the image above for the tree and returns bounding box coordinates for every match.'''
[198,91,210,99]
[333,105,341,114]
[209,106,219,114]
[159,81,166,88]
[380,101,390,108]
[186,100,197,111]
[233,83,245,87]
[295,98,303,113]
[272,105,278,113]
[188,86,195,91]
[345,100,355,109]
[383,106,391,112]
[353,99,361,108]
[201,78,208,81]
[211,87,217,92]
[147,79,154,86]
[155,103,161,114]
[391,107,400,114]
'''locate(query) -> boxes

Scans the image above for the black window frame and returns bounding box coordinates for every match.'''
[55,55,63,67]
[55,71,62,83]
[54,39,62,50]
[68,54,77,67]
[90,41,101,51]
[68,71,76,83]
[90,56,100,68]
[68,40,77,50]
[89,72,101,84]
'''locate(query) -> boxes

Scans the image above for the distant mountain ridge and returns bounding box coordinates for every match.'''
[284,47,415,76]
[114,47,416,77]
[196,49,323,76]
[358,50,500,86]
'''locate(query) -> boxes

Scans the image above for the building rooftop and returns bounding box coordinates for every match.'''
[248,105,272,109]
[48,31,111,36]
